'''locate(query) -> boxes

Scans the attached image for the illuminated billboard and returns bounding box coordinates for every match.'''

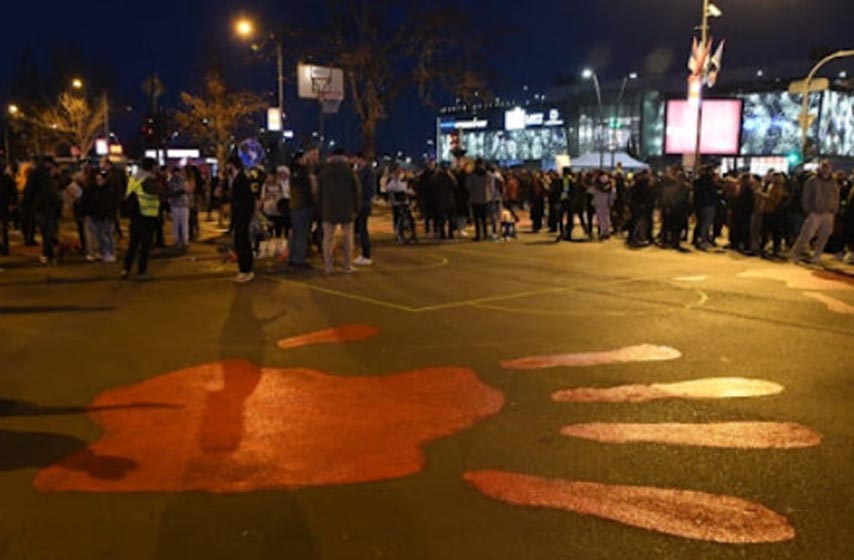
[665,99,743,155]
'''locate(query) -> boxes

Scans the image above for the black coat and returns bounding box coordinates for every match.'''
[0,174,16,219]
[230,171,256,224]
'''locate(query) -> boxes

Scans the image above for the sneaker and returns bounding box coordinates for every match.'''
[353,256,373,266]
[103,254,116,263]
[120,270,129,280]
[39,255,48,265]
[234,272,255,284]
[343,266,356,274]
[85,254,98,262]
[845,252,854,265]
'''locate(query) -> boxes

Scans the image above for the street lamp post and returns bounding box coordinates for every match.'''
[583,68,604,168]
[611,72,638,169]
[5,104,22,166]
[235,17,285,126]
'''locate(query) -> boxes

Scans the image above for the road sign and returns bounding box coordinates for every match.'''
[788,78,829,96]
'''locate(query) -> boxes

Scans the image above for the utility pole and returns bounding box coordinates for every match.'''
[276,39,284,122]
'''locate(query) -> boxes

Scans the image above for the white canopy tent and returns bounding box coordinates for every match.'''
[570,151,650,171]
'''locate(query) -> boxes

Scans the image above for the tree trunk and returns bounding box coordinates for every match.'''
[361,119,377,161]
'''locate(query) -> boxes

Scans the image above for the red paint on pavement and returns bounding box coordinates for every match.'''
[464,470,795,544]
[552,377,784,403]
[35,361,504,493]
[560,422,821,449]
[739,268,853,291]
[501,345,682,370]
[803,292,854,314]
[277,325,380,350]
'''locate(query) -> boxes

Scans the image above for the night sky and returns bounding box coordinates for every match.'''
[2,0,852,159]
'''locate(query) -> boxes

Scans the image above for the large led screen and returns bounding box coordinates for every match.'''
[439,128,567,163]
[820,91,854,157]
[739,91,821,156]
[665,99,742,155]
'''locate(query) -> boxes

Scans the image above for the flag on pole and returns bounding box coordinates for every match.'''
[706,40,726,87]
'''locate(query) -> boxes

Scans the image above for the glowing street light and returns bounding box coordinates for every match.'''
[234,17,255,39]
[72,78,84,90]
[8,104,19,116]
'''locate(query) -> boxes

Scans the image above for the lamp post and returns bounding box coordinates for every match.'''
[691,0,722,173]
[71,78,111,148]
[235,17,285,125]
[611,72,638,169]
[583,68,604,168]
[5,104,19,166]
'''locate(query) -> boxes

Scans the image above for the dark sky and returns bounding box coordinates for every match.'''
[2,0,852,159]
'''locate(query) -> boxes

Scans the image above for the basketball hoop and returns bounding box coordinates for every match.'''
[320,98,343,114]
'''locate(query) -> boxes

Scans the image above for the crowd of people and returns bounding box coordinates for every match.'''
[1,149,853,283]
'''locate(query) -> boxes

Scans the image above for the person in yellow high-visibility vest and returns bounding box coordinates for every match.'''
[121,158,165,280]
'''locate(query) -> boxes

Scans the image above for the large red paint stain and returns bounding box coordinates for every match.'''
[464,470,795,544]
[501,345,682,370]
[35,360,504,493]
[560,422,822,449]
[277,324,380,350]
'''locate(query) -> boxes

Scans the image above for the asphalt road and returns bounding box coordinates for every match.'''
[1,223,853,560]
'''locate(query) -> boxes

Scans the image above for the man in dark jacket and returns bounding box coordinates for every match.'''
[0,164,17,255]
[227,156,256,283]
[287,150,316,268]
[353,152,376,266]
[465,158,492,241]
[432,164,457,240]
[22,156,62,264]
[693,165,719,250]
[318,148,361,274]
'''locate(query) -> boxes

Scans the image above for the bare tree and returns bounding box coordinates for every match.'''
[175,72,265,170]
[30,91,107,158]
[324,0,489,159]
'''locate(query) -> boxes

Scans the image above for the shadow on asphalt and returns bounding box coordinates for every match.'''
[0,399,182,418]
[0,429,88,472]
[0,305,116,314]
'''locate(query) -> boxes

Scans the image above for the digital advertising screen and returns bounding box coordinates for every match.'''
[665,99,743,155]
[739,91,821,156]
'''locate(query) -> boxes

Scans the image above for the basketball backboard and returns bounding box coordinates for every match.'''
[298,64,345,101]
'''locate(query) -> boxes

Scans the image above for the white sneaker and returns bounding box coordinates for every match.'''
[85,254,98,262]
[845,252,854,265]
[102,254,116,263]
[353,256,373,266]
[234,272,255,284]
[39,255,48,264]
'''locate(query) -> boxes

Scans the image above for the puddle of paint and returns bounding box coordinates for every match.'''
[464,470,795,544]
[501,345,682,370]
[552,377,784,403]
[738,268,853,292]
[560,422,821,449]
[35,361,504,493]
[803,292,854,315]
[277,325,380,350]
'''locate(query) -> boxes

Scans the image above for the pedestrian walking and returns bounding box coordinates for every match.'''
[790,160,841,265]
[317,148,361,274]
